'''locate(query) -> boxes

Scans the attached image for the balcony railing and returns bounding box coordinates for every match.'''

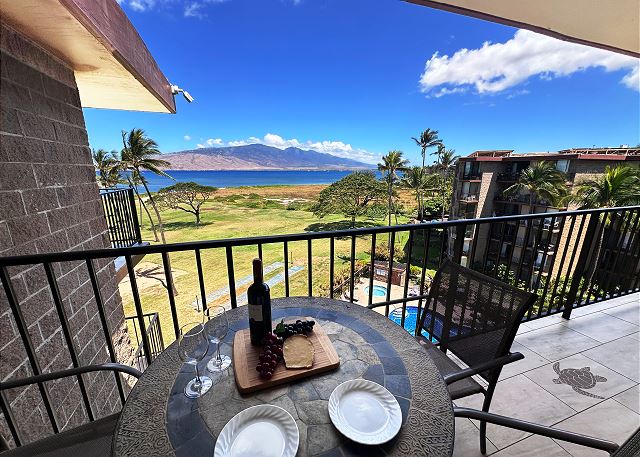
[125,312,164,372]
[100,187,142,248]
[461,172,481,180]
[1,206,639,443]
[497,172,519,181]
[459,193,479,202]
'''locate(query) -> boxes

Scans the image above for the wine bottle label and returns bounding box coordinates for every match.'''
[248,303,263,322]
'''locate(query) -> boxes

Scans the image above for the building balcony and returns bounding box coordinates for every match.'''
[497,171,519,182]
[458,193,480,202]
[100,187,143,248]
[461,173,482,180]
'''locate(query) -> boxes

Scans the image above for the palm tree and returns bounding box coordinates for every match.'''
[401,166,437,220]
[120,129,176,292]
[573,165,640,286]
[503,161,567,213]
[92,149,122,188]
[412,129,442,169]
[378,150,409,226]
[436,147,460,219]
[128,169,159,242]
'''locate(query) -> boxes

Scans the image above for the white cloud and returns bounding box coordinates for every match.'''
[184,2,205,17]
[118,0,227,17]
[194,133,380,164]
[419,30,640,96]
[184,135,192,141]
[197,138,224,148]
[117,0,156,12]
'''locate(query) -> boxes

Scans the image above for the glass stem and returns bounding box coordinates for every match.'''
[194,363,202,392]
[216,343,223,367]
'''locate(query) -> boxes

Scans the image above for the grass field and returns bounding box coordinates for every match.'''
[120,185,441,345]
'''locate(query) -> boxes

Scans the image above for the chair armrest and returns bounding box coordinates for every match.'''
[443,352,524,385]
[0,363,142,391]
[454,407,619,454]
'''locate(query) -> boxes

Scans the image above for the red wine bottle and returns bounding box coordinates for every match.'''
[248,258,272,345]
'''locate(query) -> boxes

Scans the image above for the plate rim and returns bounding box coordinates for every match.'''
[328,378,402,445]
[214,404,299,457]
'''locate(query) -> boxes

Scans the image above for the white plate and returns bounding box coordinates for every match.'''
[214,404,299,457]
[328,379,402,445]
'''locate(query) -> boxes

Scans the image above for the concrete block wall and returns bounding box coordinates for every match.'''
[0,23,133,448]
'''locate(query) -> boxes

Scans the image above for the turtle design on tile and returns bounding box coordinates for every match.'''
[552,362,607,399]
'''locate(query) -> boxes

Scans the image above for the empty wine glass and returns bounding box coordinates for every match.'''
[178,323,213,398]
[204,306,232,372]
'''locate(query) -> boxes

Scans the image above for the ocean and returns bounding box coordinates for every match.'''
[136,170,377,192]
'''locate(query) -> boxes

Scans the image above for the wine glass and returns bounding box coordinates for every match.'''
[178,323,213,398]
[204,306,232,372]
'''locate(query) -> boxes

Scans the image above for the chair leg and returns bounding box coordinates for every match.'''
[480,382,497,454]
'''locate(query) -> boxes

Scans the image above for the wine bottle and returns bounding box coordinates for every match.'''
[247,258,272,345]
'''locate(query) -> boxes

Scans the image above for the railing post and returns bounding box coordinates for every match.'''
[452,223,466,264]
[128,187,142,244]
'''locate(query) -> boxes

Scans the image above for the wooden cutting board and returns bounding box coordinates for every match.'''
[233,317,340,394]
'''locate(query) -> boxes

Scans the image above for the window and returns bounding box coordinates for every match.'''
[556,160,570,173]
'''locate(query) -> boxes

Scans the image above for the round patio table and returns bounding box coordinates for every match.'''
[112,297,454,457]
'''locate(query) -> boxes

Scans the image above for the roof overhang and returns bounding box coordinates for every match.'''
[0,0,176,113]
[406,0,640,58]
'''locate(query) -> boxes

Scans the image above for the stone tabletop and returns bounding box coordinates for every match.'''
[112,297,454,457]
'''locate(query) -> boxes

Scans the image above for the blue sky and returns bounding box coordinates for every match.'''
[84,0,640,165]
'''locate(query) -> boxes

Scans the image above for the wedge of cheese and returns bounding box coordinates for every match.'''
[283,334,314,369]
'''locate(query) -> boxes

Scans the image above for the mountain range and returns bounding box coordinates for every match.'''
[161,144,374,170]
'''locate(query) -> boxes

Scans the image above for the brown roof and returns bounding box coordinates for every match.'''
[461,148,640,162]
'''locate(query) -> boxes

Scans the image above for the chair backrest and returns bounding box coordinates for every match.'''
[613,428,640,457]
[417,259,537,381]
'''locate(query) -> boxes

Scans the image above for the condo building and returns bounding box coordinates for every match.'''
[450,148,640,286]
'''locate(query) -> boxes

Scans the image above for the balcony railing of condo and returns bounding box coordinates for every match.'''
[459,193,479,202]
[497,172,520,181]
[100,188,142,248]
[1,206,639,445]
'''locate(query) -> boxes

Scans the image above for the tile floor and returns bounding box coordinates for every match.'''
[454,292,640,456]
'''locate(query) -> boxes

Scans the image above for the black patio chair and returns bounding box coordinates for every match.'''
[415,259,538,454]
[455,407,638,456]
[0,363,142,456]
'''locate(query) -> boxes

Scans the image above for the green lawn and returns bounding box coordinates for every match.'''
[122,192,440,344]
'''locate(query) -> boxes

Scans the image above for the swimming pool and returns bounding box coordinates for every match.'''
[389,306,469,340]
[389,306,429,337]
[364,285,387,297]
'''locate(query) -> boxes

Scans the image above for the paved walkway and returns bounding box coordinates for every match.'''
[454,292,640,456]
[191,261,304,310]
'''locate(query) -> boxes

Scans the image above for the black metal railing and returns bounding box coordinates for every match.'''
[125,312,164,372]
[1,206,639,446]
[100,187,142,248]
[497,172,519,181]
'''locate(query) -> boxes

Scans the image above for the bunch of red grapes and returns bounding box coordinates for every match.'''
[255,332,283,380]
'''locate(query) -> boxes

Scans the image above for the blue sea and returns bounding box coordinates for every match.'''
[136,170,377,192]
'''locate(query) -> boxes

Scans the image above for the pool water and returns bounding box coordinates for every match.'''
[389,306,427,336]
[389,306,429,337]
[364,285,387,297]
[389,306,469,341]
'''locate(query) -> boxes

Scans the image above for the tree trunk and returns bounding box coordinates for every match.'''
[351,215,356,228]
[140,173,178,296]
[586,218,606,291]
[388,182,393,227]
[195,210,201,226]
[129,178,158,242]
[529,194,535,214]
[441,173,446,220]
